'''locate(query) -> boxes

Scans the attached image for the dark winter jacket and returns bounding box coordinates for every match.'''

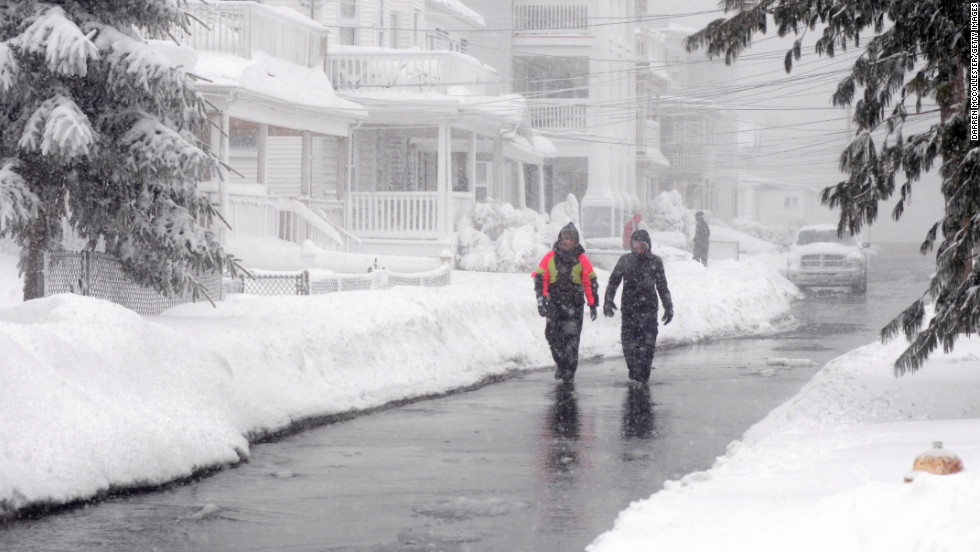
[532,223,599,307]
[605,229,673,316]
[693,217,710,249]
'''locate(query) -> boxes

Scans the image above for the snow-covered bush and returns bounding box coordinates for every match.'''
[730,218,796,248]
[643,190,688,234]
[455,202,550,273]
[545,193,581,240]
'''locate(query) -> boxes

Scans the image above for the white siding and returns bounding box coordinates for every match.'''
[267,136,302,197]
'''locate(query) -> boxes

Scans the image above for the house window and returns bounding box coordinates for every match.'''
[784,196,799,208]
[339,27,357,45]
[390,13,399,48]
[377,0,386,46]
[475,162,490,201]
[428,28,448,50]
[413,10,421,48]
[340,0,357,19]
[339,0,358,45]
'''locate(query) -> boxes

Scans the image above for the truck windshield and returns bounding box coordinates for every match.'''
[795,229,858,246]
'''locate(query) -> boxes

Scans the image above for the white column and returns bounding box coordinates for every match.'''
[537,163,546,213]
[468,131,477,198]
[493,136,504,202]
[257,123,268,186]
[437,122,450,237]
[516,162,527,209]
[301,130,312,196]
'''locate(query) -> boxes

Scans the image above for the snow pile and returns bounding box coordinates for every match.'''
[454,202,550,272]
[0,245,798,517]
[730,217,797,248]
[588,332,980,552]
[643,190,688,235]
[225,237,444,273]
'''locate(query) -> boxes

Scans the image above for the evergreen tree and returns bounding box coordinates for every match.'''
[687,0,977,374]
[0,0,235,301]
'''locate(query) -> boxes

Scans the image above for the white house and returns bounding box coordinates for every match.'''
[462,0,642,240]
[172,1,368,259]
[653,19,740,222]
[253,0,553,257]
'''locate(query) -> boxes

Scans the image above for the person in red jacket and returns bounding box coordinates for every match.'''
[623,213,643,249]
[533,223,599,382]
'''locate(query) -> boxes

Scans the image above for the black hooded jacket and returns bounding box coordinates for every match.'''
[604,229,673,316]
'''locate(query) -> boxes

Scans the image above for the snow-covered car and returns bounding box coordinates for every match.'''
[785,224,869,294]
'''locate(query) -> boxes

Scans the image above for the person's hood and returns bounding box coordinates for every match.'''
[553,222,585,256]
[630,228,653,254]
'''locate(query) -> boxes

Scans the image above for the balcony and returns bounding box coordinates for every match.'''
[181,1,328,70]
[514,0,589,34]
[527,99,588,131]
[329,49,500,95]
[662,144,705,171]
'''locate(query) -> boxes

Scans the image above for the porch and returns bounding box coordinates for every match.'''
[182,0,328,70]
[513,0,590,34]
[328,48,501,95]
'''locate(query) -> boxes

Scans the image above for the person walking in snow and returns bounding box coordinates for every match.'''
[533,223,599,382]
[692,211,710,266]
[603,228,674,383]
[623,213,643,250]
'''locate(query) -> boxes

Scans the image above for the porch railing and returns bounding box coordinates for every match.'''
[182,1,329,70]
[226,193,279,240]
[514,0,589,34]
[277,198,351,251]
[527,99,588,131]
[350,192,439,239]
[661,144,705,170]
[224,193,355,251]
[329,49,500,95]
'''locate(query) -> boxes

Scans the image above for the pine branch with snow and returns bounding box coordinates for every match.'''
[0,1,234,300]
[686,0,979,374]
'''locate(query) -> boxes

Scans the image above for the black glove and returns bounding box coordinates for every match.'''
[662,307,674,325]
[590,305,598,321]
[537,296,548,317]
[603,302,617,318]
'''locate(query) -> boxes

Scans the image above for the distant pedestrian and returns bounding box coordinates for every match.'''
[533,223,599,382]
[623,213,643,250]
[693,211,710,266]
[603,229,673,383]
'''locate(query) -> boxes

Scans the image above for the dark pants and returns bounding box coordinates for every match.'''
[693,245,708,266]
[621,310,659,382]
[545,299,584,380]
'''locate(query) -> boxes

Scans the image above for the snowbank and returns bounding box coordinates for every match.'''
[588,333,980,552]
[0,249,798,517]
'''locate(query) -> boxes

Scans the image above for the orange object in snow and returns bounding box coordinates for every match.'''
[904,441,964,482]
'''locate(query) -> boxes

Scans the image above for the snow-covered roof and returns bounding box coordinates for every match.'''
[151,41,367,130]
[426,0,486,29]
[451,90,526,126]
[501,129,556,162]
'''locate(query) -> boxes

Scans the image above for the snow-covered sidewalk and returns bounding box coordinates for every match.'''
[0,257,795,517]
[588,332,980,552]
